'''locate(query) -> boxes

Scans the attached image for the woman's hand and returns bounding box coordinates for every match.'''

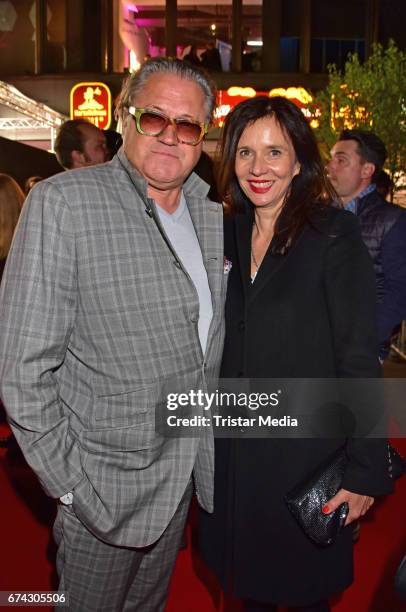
[322,489,374,526]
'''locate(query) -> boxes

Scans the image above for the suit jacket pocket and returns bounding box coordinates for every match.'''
[81,422,163,453]
[93,386,155,427]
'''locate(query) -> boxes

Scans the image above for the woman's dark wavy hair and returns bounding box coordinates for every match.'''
[218,96,336,254]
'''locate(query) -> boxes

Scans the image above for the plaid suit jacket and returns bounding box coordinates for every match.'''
[0,149,225,547]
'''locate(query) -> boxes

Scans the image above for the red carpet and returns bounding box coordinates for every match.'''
[2,358,406,611]
[1,441,406,612]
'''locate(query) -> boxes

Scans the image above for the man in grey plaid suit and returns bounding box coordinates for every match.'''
[0,59,224,611]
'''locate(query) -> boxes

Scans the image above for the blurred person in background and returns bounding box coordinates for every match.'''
[194,150,219,202]
[201,41,222,72]
[0,173,24,281]
[104,129,123,159]
[24,175,43,195]
[184,45,202,67]
[327,130,406,360]
[375,169,393,200]
[54,119,109,170]
[0,173,24,431]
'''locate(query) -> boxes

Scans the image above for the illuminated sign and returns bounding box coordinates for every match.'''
[214,87,314,127]
[70,82,112,130]
[214,89,267,126]
[227,86,256,98]
[269,87,313,106]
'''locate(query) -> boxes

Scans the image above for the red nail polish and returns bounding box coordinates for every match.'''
[322,505,330,514]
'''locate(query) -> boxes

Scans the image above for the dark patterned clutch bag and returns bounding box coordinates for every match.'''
[285,443,406,547]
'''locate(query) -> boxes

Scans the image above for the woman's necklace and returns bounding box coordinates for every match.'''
[251,219,262,282]
[251,218,272,282]
[251,245,260,275]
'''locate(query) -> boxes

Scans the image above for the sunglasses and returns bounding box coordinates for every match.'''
[128,106,208,145]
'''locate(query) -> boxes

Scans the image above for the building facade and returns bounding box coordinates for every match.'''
[0,0,404,117]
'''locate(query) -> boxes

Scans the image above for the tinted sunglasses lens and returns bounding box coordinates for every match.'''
[176,120,203,144]
[139,111,167,135]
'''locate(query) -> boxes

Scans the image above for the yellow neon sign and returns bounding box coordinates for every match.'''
[269,87,313,105]
[227,86,256,97]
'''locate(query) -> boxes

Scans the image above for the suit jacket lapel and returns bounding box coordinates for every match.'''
[249,245,288,304]
[116,149,223,318]
[234,209,253,301]
[250,226,309,304]
[116,148,150,212]
[234,207,307,305]
[185,174,223,318]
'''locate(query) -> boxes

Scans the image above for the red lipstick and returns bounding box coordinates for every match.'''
[247,180,273,194]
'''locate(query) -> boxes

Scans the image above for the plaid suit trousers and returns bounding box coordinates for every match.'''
[53,481,193,612]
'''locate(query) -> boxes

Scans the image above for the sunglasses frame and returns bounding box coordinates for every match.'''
[128,106,208,145]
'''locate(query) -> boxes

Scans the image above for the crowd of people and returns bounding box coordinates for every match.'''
[184,41,223,71]
[0,58,405,612]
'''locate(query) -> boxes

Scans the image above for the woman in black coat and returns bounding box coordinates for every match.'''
[199,97,392,611]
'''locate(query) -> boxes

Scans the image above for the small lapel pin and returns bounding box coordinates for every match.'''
[223,257,232,274]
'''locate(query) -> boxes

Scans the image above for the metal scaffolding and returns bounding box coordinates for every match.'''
[0,80,67,149]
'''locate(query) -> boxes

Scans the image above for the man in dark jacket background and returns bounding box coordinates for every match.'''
[327,129,406,359]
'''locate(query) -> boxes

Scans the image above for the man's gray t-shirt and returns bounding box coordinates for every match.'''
[156,193,213,355]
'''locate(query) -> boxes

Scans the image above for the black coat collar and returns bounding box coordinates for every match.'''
[233,209,305,304]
